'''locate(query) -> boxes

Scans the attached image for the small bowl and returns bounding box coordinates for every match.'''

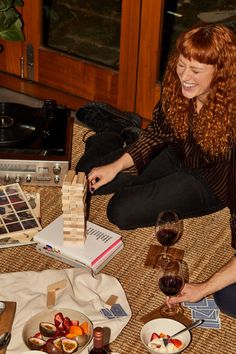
[140,318,191,353]
[22,308,93,353]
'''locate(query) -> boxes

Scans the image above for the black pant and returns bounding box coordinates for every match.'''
[77,133,224,229]
[214,283,236,318]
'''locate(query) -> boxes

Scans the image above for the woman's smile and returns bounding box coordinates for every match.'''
[176,54,215,109]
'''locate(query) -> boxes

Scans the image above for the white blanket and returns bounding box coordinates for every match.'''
[0,268,131,353]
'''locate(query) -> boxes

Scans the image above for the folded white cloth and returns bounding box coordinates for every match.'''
[0,268,131,353]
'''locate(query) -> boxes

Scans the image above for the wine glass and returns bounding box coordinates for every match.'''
[155,210,183,267]
[157,259,184,317]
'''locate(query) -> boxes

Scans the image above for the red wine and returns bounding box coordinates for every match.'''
[156,229,178,246]
[159,275,183,296]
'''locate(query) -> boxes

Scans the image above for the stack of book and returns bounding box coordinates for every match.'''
[34,215,124,274]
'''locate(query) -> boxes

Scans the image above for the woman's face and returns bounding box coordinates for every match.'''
[176,54,215,104]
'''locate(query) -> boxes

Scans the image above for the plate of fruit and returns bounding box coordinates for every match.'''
[22,308,93,353]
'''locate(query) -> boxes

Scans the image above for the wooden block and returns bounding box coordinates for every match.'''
[64,239,85,245]
[63,213,85,219]
[68,230,85,236]
[47,280,68,309]
[63,215,85,221]
[63,170,76,185]
[64,223,85,230]
[63,220,85,226]
[72,174,87,189]
[71,206,86,212]
[77,172,86,185]
[64,233,85,239]
[106,295,118,307]
[70,202,84,208]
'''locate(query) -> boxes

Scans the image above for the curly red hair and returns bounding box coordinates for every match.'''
[162,24,236,156]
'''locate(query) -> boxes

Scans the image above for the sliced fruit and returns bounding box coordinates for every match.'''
[150,332,159,341]
[170,338,183,348]
[54,312,64,327]
[40,322,57,337]
[66,333,77,339]
[45,340,63,354]
[61,338,78,354]
[63,316,72,331]
[53,329,67,339]
[28,336,46,350]
[159,332,166,338]
[69,325,83,336]
[53,337,63,350]
[80,321,89,335]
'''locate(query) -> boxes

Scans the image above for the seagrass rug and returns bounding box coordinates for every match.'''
[0,123,235,354]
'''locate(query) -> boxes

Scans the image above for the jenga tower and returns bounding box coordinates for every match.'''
[61,170,87,245]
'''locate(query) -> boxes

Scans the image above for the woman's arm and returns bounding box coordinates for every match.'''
[87,152,134,192]
[167,256,236,305]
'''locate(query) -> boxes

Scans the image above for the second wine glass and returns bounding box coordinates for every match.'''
[158,259,184,317]
[155,210,183,267]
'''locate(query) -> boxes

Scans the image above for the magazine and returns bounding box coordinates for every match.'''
[0,184,41,248]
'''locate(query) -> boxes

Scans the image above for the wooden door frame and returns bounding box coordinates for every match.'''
[135,0,164,120]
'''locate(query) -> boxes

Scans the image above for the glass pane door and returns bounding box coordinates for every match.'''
[42,0,122,69]
[159,0,236,79]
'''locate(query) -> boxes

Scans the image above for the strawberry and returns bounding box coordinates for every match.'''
[170,338,183,348]
[54,312,64,328]
[63,316,72,331]
[150,332,159,341]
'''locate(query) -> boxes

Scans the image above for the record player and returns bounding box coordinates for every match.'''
[0,100,73,187]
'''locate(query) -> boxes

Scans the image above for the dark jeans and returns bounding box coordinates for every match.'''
[77,134,224,229]
[214,283,236,318]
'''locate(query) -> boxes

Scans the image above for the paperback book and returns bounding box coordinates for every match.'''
[34,215,124,273]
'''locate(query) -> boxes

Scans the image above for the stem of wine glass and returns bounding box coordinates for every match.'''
[163,246,168,259]
[160,301,183,317]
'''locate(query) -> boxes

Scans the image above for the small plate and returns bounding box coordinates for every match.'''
[22,308,93,353]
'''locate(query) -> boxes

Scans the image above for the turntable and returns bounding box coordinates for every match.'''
[0,100,73,187]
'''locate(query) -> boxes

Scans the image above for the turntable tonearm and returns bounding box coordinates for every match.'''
[0,100,73,187]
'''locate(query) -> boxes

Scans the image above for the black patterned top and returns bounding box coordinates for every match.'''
[127,101,236,248]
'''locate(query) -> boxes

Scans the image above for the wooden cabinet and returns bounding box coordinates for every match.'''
[0,0,164,123]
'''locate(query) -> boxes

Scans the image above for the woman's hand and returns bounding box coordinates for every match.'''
[166,283,207,307]
[87,152,134,193]
[87,163,120,192]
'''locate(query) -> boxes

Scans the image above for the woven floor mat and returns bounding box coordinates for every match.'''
[0,123,235,353]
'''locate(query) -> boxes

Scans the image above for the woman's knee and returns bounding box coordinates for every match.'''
[107,196,130,229]
[214,283,236,318]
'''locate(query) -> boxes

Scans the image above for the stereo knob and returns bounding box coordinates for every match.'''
[4,174,10,183]
[26,175,32,183]
[54,175,60,184]
[53,164,61,175]
[15,175,21,183]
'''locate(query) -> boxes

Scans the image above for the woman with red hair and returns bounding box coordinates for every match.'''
[77,24,236,247]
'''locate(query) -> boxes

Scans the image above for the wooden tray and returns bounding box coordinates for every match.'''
[0,302,16,354]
